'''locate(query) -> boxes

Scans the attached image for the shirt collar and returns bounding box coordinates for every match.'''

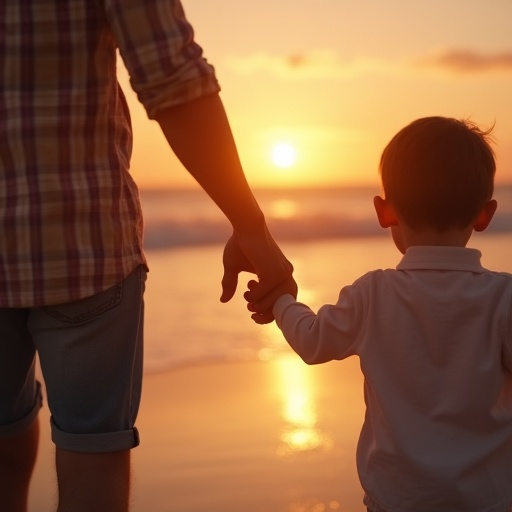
[396,246,485,273]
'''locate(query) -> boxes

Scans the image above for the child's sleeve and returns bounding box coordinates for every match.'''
[503,295,512,372]
[273,285,365,364]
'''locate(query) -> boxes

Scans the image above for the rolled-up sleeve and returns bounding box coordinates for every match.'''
[105,0,220,118]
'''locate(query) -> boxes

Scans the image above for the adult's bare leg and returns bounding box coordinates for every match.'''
[56,448,131,512]
[0,416,40,512]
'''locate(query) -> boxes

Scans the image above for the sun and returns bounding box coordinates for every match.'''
[271,142,296,168]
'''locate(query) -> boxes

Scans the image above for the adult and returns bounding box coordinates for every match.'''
[0,1,292,511]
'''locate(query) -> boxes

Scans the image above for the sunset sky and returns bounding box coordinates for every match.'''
[119,0,512,189]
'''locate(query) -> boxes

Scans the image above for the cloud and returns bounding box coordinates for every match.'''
[226,50,388,80]
[414,50,512,73]
[226,48,512,80]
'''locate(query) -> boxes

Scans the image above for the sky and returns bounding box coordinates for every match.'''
[119,0,512,189]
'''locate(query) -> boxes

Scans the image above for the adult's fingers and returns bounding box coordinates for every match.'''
[220,268,238,303]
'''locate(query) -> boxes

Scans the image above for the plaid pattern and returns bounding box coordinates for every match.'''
[0,0,220,307]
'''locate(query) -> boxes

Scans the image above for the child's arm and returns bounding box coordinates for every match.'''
[249,281,361,364]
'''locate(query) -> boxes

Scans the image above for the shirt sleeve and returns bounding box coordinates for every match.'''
[273,284,366,364]
[503,293,512,373]
[105,0,221,118]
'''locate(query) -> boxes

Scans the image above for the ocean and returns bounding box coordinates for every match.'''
[140,185,512,374]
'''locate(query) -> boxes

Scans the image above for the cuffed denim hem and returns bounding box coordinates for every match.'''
[51,416,140,453]
[0,381,42,438]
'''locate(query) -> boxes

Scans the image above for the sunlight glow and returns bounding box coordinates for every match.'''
[275,355,333,455]
[268,199,297,219]
[271,142,296,168]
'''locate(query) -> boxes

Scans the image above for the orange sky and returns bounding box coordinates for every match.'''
[120,0,512,189]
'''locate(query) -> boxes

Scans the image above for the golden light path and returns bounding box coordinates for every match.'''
[272,349,334,456]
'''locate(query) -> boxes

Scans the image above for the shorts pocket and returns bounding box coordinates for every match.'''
[42,282,123,324]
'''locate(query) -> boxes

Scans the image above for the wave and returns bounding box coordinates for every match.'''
[140,186,512,250]
[142,211,512,250]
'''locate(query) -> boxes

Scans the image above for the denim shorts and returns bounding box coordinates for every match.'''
[0,265,146,453]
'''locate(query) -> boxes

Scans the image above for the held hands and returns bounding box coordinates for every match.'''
[244,277,298,325]
[220,226,295,324]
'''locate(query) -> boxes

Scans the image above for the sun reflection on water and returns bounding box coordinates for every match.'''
[275,355,333,456]
[289,501,341,512]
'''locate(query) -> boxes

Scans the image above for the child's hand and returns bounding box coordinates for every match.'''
[244,277,298,325]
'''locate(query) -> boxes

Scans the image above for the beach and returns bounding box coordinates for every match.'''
[26,230,512,511]
[27,236,377,512]
[30,358,366,512]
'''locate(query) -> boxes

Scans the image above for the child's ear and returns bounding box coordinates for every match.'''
[374,196,399,228]
[473,199,498,232]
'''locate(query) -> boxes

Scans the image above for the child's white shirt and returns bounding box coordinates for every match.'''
[274,246,512,512]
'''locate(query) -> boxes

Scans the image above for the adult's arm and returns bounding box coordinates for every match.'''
[154,93,293,320]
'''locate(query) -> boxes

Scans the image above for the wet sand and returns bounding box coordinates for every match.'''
[29,357,366,512]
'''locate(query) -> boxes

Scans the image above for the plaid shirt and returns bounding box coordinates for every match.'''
[0,0,220,307]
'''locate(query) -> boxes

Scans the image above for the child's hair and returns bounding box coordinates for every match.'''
[379,116,496,232]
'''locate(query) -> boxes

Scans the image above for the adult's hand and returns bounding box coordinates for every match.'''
[221,227,293,323]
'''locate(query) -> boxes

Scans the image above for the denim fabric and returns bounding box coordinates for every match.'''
[0,265,146,453]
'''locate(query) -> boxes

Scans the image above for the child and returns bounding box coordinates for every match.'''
[246,117,512,511]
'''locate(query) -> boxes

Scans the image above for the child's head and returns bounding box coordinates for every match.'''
[379,116,496,232]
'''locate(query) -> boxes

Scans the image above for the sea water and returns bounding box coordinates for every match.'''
[140,185,512,374]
